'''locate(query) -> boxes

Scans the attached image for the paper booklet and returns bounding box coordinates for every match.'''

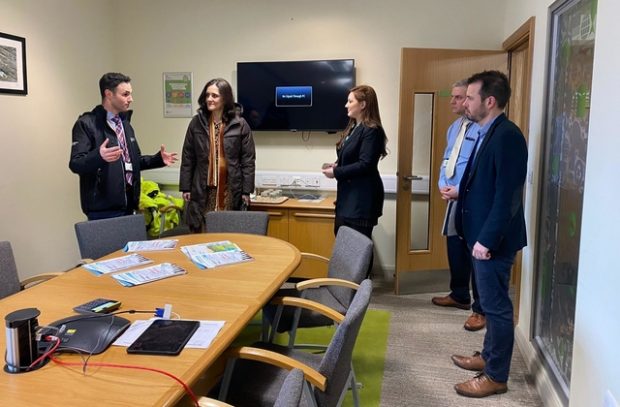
[82,253,153,276]
[123,239,178,252]
[181,240,253,269]
[111,263,186,287]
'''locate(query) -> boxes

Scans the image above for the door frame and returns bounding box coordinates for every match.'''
[502,16,535,323]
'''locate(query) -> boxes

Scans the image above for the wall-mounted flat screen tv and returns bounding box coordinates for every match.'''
[237,59,355,132]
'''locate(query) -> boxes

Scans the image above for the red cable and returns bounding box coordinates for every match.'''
[48,355,200,407]
[29,336,61,369]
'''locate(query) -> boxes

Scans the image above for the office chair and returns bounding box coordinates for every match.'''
[218,280,372,407]
[263,226,373,347]
[0,241,60,299]
[200,368,304,407]
[205,210,269,236]
[74,214,147,260]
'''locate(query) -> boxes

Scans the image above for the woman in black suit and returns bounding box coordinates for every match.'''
[322,85,388,239]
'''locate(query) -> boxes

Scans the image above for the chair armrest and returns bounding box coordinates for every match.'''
[198,397,233,407]
[225,346,327,391]
[270,296,345,324]
[20,273,62,290]
[296,278,360,292]
[299,252,330,264]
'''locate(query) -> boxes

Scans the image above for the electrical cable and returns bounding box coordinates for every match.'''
[48,354,200,407]
[81,313,118,374]
[28,335,61,369]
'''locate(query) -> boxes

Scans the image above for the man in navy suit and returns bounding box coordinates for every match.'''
[450,71,528,398]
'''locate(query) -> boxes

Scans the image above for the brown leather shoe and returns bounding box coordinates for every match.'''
[454,373,507,398]
[464,312,486,331]
[431,295,471,310]
[451,351,485,371]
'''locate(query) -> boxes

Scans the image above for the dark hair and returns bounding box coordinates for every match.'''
[197,78,236,123]
[99,72,131,99]
[339,85,388,159]
[467,70,511,109]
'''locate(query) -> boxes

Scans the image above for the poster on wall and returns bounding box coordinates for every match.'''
[163,72,193,117]
[0,32,27,95]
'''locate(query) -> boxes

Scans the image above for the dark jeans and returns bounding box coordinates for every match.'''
[446,235,482,314]
[474,252,516,383]
[334,217,374,278]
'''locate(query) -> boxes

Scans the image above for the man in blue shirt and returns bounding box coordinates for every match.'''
[432,80,486,332]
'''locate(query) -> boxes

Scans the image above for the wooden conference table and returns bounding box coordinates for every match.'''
[0,233,300,406]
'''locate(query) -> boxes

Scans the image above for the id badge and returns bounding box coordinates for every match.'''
[125,163,133,171]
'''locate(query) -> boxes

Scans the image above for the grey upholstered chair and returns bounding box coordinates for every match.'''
[0,241,60,299]
[199,368,304,407]
[218,280,372,407]
[205,211,269,236]
[264,226,373,347]
[74,214,147,260]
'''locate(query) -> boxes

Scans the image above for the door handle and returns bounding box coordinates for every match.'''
[403,175,423,181]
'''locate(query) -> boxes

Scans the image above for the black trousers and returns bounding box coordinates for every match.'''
[447,235,482,314]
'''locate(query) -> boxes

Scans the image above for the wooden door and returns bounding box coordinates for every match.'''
[395,48,508,294]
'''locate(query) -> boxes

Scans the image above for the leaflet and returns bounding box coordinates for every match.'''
[123,239,178,252]
[181,240,253,269]
[111,263,186,287]
[82,253,152,276]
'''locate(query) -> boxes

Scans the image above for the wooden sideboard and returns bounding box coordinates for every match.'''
[251,195,336,278]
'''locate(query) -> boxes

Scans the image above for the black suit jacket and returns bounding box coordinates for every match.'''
[456,114,527,257]
[333,124,385,222]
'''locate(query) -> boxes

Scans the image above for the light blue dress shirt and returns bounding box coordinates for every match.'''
[438,117,480,192]
[471,113,502,160]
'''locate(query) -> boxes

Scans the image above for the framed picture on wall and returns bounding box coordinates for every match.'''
[0,32,27,95]
[163,72,193,117]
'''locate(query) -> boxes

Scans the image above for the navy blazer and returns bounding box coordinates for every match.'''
[333,124,385,222]
[456,114,527,256]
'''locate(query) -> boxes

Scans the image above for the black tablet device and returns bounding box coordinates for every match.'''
[126,319,200,356]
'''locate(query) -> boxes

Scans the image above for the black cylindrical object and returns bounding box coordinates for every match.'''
[4,308,41,373]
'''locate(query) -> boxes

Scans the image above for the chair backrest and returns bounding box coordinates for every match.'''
[74,214,147,260]
[205,211,269,236]
[315,279,372,406]
[0,241,21,299]
[274,368,305,407]
[327,226,373,308]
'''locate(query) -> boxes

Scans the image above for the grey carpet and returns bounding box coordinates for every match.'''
[369,282,543,407]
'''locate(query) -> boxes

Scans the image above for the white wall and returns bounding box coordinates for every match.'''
[112,0,506,274]
[503,0,620,405]
[569,0,620,404]
[0,0,115,275]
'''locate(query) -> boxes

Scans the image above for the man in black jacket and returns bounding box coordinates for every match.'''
[69,72,177,220]
[451,71,527,398]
